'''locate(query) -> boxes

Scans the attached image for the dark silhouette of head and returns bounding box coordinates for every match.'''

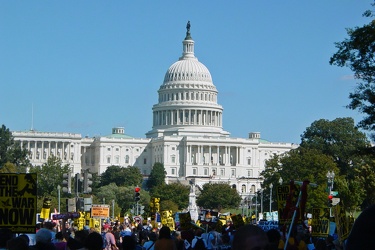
[346,204,375,249]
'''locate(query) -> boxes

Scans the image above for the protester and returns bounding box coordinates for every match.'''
[142,232,157,250]
[103,224,118,250]
[122,235,137,250]
[84,231,104,250]
[231,224,268,250]
[191,228,208,250]
[0,228,13,250]
[6,236,28,250]
[29,228,57,250]
[54,231,67,250]
[346,204,375,249]
[154,226,176,250]
[173,231,185,250]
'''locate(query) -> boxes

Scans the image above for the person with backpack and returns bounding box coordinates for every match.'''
[191,229,208,250]
[142,232,157,250]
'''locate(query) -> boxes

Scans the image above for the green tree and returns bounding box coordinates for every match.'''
[0,124,30,172]
[115,186,150,215]
[197,183,241,210]
[160,200,179,213]
[300,118,370,176]
[29,155,71,198]
[151,183,190,210]
[330,5,375,137]
[299,117,372,211]
[262,148,339,211]
[146,162,166,190]
[100,165,143,187]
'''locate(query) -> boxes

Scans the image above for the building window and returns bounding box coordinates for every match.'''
[116,148,119,151]
[143,170,147,175]
[172,147,175,150]
[107,157,111,164]
[171,168,176,175]
[115,156,119,164]
[220,168,225,176]
[247,158,251,165]
[125,155,129,164]
[193,168,197,175]
[70,153,74,160]
[242,184,246,193]
[171,155,176,163]
[126,148,129,151]
[247,169,252,177]
[251,185,256,194]
[144,158,147,164]
[212,168,216,176]
[107,148,111,151]
[136,148,139,152]
[204,168,208,176]
[231,169,236,177]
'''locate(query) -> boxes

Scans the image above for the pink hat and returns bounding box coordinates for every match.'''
[103,224,110,230]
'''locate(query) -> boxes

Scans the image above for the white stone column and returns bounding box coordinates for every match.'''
[216,146,219,165]
[209,146,212,165]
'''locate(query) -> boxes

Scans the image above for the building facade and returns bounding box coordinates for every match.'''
[12,24,297,199]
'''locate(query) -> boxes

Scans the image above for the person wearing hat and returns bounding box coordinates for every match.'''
[103,224,118,250]
[142,232,157,250]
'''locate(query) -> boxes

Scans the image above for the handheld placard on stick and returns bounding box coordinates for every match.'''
[283,180,318,250]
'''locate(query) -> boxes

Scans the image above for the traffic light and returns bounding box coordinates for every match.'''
[134,187,141,202]
[76,197,85,212]
[62,172,71,193]
[83,170,93,194]
[328,194,333,207]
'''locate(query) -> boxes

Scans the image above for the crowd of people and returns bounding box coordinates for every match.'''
[1,204,375,250]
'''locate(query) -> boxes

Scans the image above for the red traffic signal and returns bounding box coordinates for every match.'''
[328,194,333,207]
[134,187,141,202]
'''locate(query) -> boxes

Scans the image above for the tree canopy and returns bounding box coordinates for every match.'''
[100,165,143,187]
[262,117,373,213]
[151,183,190,210]
[29,155,71,198]
[146,162,166,190]
[0,124,30,172]
[196,183,241,211]
[330,5,375,138]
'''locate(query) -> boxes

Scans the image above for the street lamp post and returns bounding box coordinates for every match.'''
[57,185,61,214]
[269,183,273,219]
[112,200,115,218]
[255,190,258,222]
[260,189,264,217]
[326,171,335,194]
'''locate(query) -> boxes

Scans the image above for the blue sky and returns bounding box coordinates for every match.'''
[0,1,373,144]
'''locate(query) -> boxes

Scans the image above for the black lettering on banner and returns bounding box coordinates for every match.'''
[0,173,37,234]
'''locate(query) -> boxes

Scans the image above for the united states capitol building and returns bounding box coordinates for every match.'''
[12,24,297,199]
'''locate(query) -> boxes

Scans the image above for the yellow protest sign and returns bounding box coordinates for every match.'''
[311,208,330,237]
[277,183,300,225]
[0,173,37,233]
[40,197,51,219]
[334,203,350,244]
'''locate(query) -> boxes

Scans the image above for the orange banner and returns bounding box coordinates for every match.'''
[91,204,110,218]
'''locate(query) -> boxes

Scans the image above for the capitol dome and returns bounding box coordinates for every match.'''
[163,59,213,84]
[146,22,229,138]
